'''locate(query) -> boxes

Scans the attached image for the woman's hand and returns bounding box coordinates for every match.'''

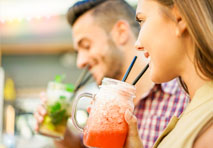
[124,110,144,148]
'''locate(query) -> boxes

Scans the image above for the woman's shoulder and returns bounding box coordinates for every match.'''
[193,120,213,148]
[192,81,213,148]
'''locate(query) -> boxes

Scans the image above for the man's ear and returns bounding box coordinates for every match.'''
[110,20,129,45]
[172,5,187,37]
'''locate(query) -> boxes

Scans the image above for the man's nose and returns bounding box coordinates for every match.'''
[135,39,144,51]
[76,52,89,69]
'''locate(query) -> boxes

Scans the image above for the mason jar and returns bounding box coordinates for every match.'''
[39,81,74,139]
[72,77,136,148]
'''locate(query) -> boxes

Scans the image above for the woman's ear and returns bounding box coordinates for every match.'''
[172,5,187,37]
[110,20,129,45]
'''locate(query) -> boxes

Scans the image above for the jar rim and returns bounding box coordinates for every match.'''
[101,77,136,97]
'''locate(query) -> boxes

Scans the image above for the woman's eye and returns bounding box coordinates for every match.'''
[137,19,145,25]
[136,17,145,25]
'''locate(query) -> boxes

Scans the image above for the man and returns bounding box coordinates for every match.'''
[35,0,189,148]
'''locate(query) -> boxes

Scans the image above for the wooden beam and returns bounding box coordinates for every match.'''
[1,43,75,55]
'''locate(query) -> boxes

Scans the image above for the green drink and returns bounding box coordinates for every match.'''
[39,76,74,139]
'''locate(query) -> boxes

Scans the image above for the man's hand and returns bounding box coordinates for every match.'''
[124,110,144,148]
[34,92,47,132]
[34,92,84,148]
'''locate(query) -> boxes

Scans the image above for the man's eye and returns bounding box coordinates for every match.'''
[83,44,90,50]
[80,42,90,50]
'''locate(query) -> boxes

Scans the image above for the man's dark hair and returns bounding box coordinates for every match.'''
[67,0,139,37]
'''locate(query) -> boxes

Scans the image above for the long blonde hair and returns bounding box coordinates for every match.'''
[156,0,213,80]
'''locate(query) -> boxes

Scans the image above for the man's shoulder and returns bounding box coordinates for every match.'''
[160,78,188,97]
[137,78,189,107]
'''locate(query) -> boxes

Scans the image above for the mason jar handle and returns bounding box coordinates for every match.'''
[72,92,95,133]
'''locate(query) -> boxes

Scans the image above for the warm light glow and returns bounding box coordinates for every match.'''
[0,0,78,22]
[0,0,137,23]
[0,19,5,24]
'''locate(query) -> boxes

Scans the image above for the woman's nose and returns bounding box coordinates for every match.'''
[135,39,144,51]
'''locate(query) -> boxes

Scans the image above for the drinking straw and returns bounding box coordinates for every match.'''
[132,64,149,85]
[74,73,92,93]
[70,66,92,100]
[74,66,89,92]
[122,56,137,82]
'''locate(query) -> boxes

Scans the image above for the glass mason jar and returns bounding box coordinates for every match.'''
[72,78,136,148]
[38,81,74,139]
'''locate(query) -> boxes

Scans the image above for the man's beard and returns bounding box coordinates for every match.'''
[104,38,124,81]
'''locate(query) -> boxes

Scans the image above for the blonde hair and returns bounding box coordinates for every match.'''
[156,0,213,80]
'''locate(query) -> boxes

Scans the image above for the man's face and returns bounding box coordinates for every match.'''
[72,12,124,84]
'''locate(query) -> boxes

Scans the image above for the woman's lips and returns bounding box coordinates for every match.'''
[144,51,150,58]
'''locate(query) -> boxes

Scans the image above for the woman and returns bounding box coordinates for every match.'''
[124,0,213,148]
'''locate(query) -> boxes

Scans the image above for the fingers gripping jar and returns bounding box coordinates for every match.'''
[72,78,136,148]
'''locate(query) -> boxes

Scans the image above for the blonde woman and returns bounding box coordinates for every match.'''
[124,0,213,148]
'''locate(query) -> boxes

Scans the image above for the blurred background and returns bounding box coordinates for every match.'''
[0,0,137,147]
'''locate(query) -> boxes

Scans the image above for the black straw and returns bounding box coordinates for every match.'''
[70,68,92,100]
[122,56,137,82]
[74,66,89,91]
[132,64,149,85]
[74,73,92,93]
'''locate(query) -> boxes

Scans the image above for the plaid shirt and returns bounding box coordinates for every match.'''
[134,78,189,148]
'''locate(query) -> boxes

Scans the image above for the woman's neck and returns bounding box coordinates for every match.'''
[181,62,208,98]
[179,36,209,99]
